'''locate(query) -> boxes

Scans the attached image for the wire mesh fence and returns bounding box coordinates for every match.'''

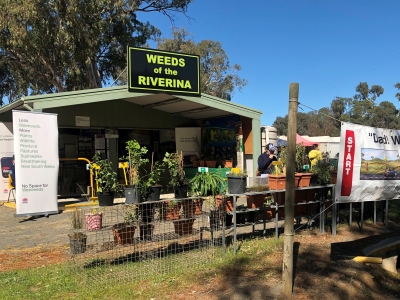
[67,197,227,287]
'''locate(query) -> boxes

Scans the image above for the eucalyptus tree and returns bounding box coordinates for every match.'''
[157,28,247,100]
[0,0,193,103]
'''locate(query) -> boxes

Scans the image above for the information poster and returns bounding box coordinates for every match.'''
[0,122,14,201]
[336,122,400,202]
[12,111,59,216]
[175,127,201,157]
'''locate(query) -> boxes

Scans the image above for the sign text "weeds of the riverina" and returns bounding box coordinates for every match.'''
[128,47,200,96]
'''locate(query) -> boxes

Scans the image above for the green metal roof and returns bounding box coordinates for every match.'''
[0,86,261,120]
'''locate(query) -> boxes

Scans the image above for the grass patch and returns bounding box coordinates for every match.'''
[0,237,283,300]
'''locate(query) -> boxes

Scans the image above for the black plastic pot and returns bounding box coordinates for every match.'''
[210,210,222,230]
[174,184,188,199]
[98,191,115,206]
[146,185,162,201]
[227,175,247,194]
[225,213,233,227]
[125,186,141,204]
[140,202,155,223]
[68,233,87,255]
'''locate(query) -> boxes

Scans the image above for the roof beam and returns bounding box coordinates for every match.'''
[142,97,183,109]
[171,107,216,116]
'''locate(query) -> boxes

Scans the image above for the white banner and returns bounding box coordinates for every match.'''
[0,122,14,201]
[336,122,400,202]
[175,127,201,157]
[13,111,59,216]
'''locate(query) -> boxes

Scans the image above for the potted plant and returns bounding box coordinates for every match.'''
[112,204,137,245]
[85,208,103,231]
[120,140,149,204]
[163,151,188,198]
[161,199,181,221]
[311,159,332,186]
[90,152,121,206]
[68,208,87,255]
[226,168,248,194]
[172,207,196,236]
[142,158,164,202]
[189,171,226,197]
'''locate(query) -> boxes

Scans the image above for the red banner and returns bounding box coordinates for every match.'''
[341,130,355,196]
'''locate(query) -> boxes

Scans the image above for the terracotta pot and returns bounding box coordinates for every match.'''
[198,160,205,167]
[162,201,182,221]
[194,198,204,215]
[192,161,199,168]
[205,160,217,168]
[224,160,233,168]
[112,224,136,245]
[268,174,301,190]
[246,194,265,208]
[297,173,313,187]
[216,195,234,212]
[172,218,195,236]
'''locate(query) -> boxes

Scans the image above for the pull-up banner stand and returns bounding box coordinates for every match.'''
[336,122,400,202]
[12,110,59,217]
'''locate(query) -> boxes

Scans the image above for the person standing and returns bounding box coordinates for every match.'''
[257,143,277,176]
[308,144,322,170]
[10,155,15,187]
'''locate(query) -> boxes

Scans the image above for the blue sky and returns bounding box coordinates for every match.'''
[140,0,400,126]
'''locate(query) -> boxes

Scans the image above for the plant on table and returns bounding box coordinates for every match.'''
[189,170,225,197]
[142,160,164,201]
[89,152,121,194]
[311,159,331,185]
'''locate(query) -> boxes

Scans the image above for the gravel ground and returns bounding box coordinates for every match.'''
[0,204,71,249]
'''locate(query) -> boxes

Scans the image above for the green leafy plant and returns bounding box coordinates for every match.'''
[120,140,149,187]
[89,152,121,193]
[295,144,307,172]
[189,171,225,197]
[142,160,164,194]
[312,160,332,185]
[163,152,186,187]
[124,205,138,224]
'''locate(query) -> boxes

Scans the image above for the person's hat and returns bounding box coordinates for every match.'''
[266,143,276,152]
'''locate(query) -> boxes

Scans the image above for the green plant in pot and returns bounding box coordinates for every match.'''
[142,160,164,202]
[311,159,332,186]
[189,171,225,197]
[226,168,248,194]
[112,204,138,245]
[120,140,149,204]
[90,152,121,206]
[172,205,195,236]
[163,151,188,198]
[68,208,87,255]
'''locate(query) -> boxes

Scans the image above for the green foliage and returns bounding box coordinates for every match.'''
[124,205,138,224]
[141,160,164,198]
[0,0,193,103]
[312,160,331,185]
[163,152,186,187]
[189,171,225,196]
[295,144,307,172]
[272,82,400,136]
[89,152,120,193]
[121,140,149,186]
[157,28,247,100]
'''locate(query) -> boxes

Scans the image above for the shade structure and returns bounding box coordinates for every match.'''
[295,134,318,146]
[277,135,319,147]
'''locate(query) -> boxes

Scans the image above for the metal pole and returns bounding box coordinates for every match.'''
[349,203,352,227]
[360,201,364,231]
[373,201,376,224]
[332,192,337,236]
[233,195,237,255]
[282,82,298,298]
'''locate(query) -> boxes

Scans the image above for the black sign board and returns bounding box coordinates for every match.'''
[128,47,201,97]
